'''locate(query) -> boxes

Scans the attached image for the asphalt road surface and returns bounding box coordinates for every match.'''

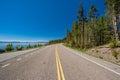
[0,44,120,80]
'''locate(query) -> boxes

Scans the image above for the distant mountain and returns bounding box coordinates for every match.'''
[0,41,48,43]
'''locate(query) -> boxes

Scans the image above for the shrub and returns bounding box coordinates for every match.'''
[109,42,115,48]
[99,56,103,59]
[34,45,37,48]
[116,41,120,47]
[96,49,99,53]
[0,49,5,53]
[85,42,89,49]
[5,44,14,51]
[38,44,42,47]
[112,50,119,59]
[109,40,117,48]
[64,42,69,47]
[16,45,23,51]
[110,41,120,48]
[26,44,32,49]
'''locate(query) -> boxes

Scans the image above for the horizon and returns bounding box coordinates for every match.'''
[0,40,49,43]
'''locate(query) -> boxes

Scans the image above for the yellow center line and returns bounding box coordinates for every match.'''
[56,47,61,80]
[55,46,66,80]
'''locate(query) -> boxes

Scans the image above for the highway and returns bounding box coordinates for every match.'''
[0,44,120,80]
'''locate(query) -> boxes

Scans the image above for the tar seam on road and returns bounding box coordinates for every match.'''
[1,63,10,68]
[65,46,120,76]
[17,58,22,61]
[56,46,66,80]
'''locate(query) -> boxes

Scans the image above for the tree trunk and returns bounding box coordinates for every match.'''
[82,20,84,48]
[113,15,119,41]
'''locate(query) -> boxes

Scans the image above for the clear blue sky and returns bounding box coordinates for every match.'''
[0,0,105,42]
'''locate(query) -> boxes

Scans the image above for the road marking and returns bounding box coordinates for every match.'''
[56,52,61,80]
[65,47,120,76]
[17,58,21,61]
[56,46,65,80]
[2,63,10,68]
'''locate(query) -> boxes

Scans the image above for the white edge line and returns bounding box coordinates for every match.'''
[65,46,120,76]
[2,63,10,68]
[75,52,120,76]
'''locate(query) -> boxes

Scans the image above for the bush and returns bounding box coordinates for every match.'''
[34,45,38,48]
[37,44,42,47]
[109,40,117,48]
[26,44,32,49]
[16,45,23,51]
[5,44,14,51]
[112,50,119,59]
[116,41,120,47]
[0,49,5,53]
[109,40,120,48]
[99,56,103,59]
[64,42,69,47]
[85,42,89,49]
[109,42,115,48]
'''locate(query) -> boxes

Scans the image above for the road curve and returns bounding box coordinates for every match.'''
[0,44,120,80]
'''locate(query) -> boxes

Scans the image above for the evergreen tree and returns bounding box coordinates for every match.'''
[88,4,98,47]
[65,1,120,49]
[72,21,79,47]
[105,0,120,41]
[77,2,86,48]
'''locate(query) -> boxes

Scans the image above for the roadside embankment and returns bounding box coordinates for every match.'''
[85,45,120,65]
[64,43,120,66]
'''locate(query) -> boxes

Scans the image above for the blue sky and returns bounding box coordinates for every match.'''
[0,0,105,42]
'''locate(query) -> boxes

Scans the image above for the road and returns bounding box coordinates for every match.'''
[0,44,120,80]
[0,48,38,62]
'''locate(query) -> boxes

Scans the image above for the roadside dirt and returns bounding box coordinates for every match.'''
[86,45,120,65]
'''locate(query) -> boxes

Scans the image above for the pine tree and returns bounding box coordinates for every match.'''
[88,4,98,47]
[65,1,120,49]
[77,2,86,48]
[72,21,79,47]
[105,0,120,41]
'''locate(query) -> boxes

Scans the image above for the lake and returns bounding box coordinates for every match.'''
[0,42,45,50]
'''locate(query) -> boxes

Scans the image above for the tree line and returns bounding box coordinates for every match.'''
[65,0,120,49]
[48,39,65,45]
[5,43,42,52]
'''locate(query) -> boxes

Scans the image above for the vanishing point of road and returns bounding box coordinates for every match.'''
[0,44,120,80]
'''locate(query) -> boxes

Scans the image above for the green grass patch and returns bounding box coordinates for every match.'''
[99,56,103,59]
[112,50,119,59]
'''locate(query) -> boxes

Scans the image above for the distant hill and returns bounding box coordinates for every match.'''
[0,41,48,43]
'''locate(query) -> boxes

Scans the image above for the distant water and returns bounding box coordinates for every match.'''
[0,43,45,50]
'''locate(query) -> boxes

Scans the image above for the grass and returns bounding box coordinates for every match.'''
[112,50,119,59]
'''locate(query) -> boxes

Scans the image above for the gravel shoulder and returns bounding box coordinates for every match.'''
[0,48,39,62]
